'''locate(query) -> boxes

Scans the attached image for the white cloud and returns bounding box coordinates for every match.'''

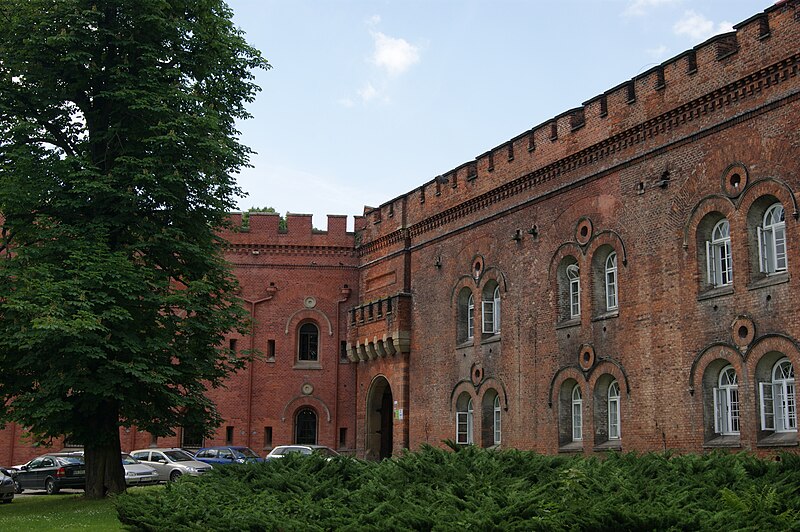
[645,45,669,60]
[370,31,420,77]
[366,14,381,26]
[624,0,680,17]
[358,82,379,103]
[673,10,733,41]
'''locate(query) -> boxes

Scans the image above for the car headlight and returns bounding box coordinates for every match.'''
[126,471,136,477]
[186,467,197,472]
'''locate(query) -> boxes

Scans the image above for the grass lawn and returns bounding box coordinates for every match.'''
[2,492,134,531]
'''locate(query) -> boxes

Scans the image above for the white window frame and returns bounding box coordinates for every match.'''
[760,358,796,433]
[467,294,474,340]
[605,253,618,311]
[567,264,580,319]
[493,285,501,333]
[608,381,621,440]
[571,384,583,441]
[706,219,732,287]
[493,395,501,445]
[482,285,501,334]
[456,398,474,445]
[758,203,787,275]
[713,365,740,435]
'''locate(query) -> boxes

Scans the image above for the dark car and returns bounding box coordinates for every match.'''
[265,445,340,461]
[194,446,265,465]
[12,454,86,494]
[0,468,14,503]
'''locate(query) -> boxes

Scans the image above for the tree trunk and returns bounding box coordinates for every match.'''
[84,402,127,499]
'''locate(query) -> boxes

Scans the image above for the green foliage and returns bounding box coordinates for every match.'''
[0,0,268,496]
[1,493,124,531]
[116,448,800,531]
[241,206,286,230]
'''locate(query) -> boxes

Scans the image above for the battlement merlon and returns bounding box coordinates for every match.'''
[358,1,800,243]
[221,213,358,248]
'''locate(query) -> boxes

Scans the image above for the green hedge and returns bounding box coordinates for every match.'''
[115,446,800,531]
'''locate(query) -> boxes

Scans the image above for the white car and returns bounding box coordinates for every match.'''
[129,448,212,482]
[266,445,340,460]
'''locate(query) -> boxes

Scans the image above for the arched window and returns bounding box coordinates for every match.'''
[467,294,475,340]
[758,203,787,274]
[571,384,583,441]
[298,322,319,361]
[605,253,618,311]
[456,394,474,445]
[761,358,796,433]
[481,282,501,335]
[714,366,740,435]
[707,219,733,287]
[608,381,621,440]
[295,408,317,444]
[493,395,501,445]
[567,264,580,319]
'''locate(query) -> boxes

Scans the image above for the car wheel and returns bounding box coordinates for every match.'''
[45,477,60,495]
[169,470,182,482]
[13,479,23,494]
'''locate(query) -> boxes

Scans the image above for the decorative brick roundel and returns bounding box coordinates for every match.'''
[576,218,593,245]
[731,315,755,348]
[470,363,483,386]
[578,344,595,370]
[721,163,748,198]
[472,255,484,281]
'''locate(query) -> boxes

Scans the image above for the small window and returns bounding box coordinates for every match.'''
[706,219,733,287]
[481,283,501,335]
[567,264,581,319]
[493,395,501,445]
[758,203,787,275]
[264,426,273,448]
[605,253,618,311]
[467,294,475,340]
[267,339,276,360]
[298,323,319,361]
[713,366,740,435]
[572,384,583,441]
[455,394,474,445]
[608,381,621,440]
[760,358,796,433]
[229,338,238,353]
[339,427,347,448]
[225,426,234,445]
[457,288,474,344]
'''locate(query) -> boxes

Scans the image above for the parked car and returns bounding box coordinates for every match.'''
[193,446,265,465]
[129,448,212,482]
[121,454,160,486]
[0,468,14,503]
[12,453,86,494]
[265,445,340,460]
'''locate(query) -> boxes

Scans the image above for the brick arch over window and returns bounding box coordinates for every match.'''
[548,365,587,408]
[584,229,628,268]
[547,242,584,282]
[744,334,800,369]
[689,343,743,393]
[449,379,477,411]
[736,177,798,223]
[681,194,736,249]
[475,376,509,411]
[284,308,333,336]
[280,395,332,423]
[587,358,631,398]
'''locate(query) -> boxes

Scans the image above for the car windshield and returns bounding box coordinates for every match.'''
[164,450,195,462]
[233,448,260,459]
[56,456,85,465]
[313,447,339,458]
[121,454,138,465]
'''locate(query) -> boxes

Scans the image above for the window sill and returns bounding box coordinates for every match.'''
[456,339,475,349]
[293,362,322,370]
[756,431,798,448]
[481,334,501,345]
[558,441,583,453]
[593,440,622,452]
[703,435,741,449]
[697,284,734,301]
[747,271,789,291]
[591,310,619,322]
[556,318,581,330]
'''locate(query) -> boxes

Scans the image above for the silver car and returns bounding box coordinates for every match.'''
[121,454,160,486]
[129,448,212,482]
[266,445,340,460]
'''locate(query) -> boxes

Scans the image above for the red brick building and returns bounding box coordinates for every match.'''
[1,2,799,465]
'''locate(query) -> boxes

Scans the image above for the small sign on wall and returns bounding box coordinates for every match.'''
[394,408,404,420]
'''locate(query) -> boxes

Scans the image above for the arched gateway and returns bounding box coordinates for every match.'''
[366,376,393,460]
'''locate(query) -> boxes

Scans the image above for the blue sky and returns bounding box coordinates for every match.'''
[227,0,772,230]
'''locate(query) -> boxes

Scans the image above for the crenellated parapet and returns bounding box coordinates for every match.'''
[220,213,361,251]
[357,1,800,251]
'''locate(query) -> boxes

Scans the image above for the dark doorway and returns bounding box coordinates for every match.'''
[366,377,393,460]
[295,408,317,444]
[379,386,393,459]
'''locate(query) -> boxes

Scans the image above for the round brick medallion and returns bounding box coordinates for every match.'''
[576,218,593,245]
[721,163,748,198]
[579,344,595,370]
[731,316,755,348]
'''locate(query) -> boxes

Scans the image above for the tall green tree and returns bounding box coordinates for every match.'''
[0,0,268,498]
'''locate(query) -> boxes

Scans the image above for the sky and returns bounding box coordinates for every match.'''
[226,0,773,230]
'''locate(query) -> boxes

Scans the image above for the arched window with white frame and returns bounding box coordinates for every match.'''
[605,253,618,311]
[567,264,580,319]
[706,219,733,287]
[714,365,740,435]
[456,394,474,445]
[571,384,583,441]
[493,285,501,333]
[493,395,501,445]
[481,281,500,335]
[760,358,796,433]
[758,203,787,275]
[608,381,621,440]
[467,294,475,340]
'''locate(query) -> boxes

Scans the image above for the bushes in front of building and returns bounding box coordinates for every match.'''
[115,446,800,531]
